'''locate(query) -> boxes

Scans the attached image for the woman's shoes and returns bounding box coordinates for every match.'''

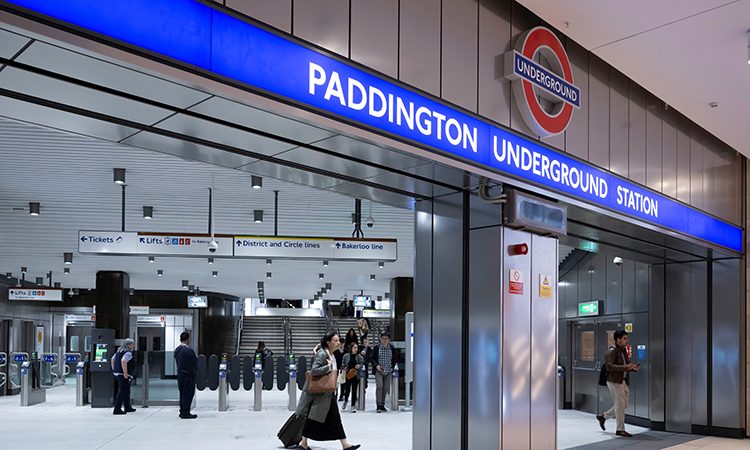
[343,445,361,450]
[297,445,310,450]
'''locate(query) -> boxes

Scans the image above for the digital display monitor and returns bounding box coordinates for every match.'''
[94,344,108,362]
[187,295,208,308]
[353,295,371,307]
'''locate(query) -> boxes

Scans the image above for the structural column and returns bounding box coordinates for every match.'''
[95,271,130,338]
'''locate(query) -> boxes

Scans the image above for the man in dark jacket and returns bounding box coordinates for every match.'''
[596,330,639,437]
[112,338,136,415]
[368,332,398,412]
[174,331,198,419]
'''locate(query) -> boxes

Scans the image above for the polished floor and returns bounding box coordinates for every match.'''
[0,383,748,449]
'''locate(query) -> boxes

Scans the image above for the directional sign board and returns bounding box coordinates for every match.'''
[9,289,63,301]
[234,236,398,261]
[79,231,138,253]
[137,234,233,256]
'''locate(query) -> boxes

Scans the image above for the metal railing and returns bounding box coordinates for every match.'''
[235,312,244,356]
[282,317,293,355]
[323,302,339,334]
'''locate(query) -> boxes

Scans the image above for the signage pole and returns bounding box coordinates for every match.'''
[121,185,126,232]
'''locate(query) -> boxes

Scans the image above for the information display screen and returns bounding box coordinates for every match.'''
[353,295,371,307]
[94,344,108,362]
[187,295,208,308]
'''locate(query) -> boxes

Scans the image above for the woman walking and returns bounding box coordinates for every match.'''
[341,343,364,413]
[296,331,360,450]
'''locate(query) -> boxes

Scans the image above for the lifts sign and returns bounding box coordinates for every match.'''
[7,0,741,253]
[505,27,579,137]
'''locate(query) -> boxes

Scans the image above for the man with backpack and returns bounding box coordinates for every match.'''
[596,329,640,437]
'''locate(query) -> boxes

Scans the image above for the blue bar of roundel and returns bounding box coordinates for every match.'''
[2,0,742,252]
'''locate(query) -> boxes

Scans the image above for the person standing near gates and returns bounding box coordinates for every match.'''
[596,330,640,437]
[341,343,364,413]
[174,331,198,419]
[112,338,136,415]
[295,331,360,450]
[369,332,397,413]
[254,340,274,372]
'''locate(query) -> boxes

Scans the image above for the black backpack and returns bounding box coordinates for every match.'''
[598,346,615,386]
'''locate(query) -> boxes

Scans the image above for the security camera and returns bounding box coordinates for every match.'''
[366,215,374,228]
[208,239,219,253]
[612,256,623,266]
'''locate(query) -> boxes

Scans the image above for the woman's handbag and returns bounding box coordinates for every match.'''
[306,369,338,394]
[337,369,347,385]
[346,368,357,380]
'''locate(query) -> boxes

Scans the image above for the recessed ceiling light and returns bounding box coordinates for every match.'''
[182,280,189,289]
[29,202,40,216]
[157,269,163,277]
[54,282,61,289]
[378,262,384,269]
[143,206,153,220]
[21,266,27,275]
[35,277,44,285]
[325,283,332,290]
[212,271,218,278]
[208,257,214,265]
[148,256,155,263]
[254,209,264,223]
[64,268,70,275]
[323,260,329,267]
[370,274,376,280]
[266,259,272,265]
[266,272,272,279]
[113,168,126,185]
[64,252,73,265]
[251,175,263,189]
[5,272,12,279]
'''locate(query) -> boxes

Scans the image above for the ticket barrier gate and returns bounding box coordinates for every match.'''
[0,352,6,395]
[390,364,400,412]
[356,367,366,412]
[64,353,87,406]
[253,357,262,411]
[20,356,46,407]
[287,355,297,412]
[10,352,28,394]
[41,353,59,387]
[218,361,229,412]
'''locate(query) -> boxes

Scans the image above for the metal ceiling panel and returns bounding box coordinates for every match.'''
[189,96,335,144]
[0,27,29,59]
[272,147,390,184]
[353,164,441,199]
[313,134,429,171]
[154,113,295,159]
[327,182,415,209]
[14,40,211,108]
[0,95,138,141]
[121,131,258,169]
[235,159,342,190]
[0,67,174,125]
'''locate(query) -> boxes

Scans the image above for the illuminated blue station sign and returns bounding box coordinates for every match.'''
[4,0,743,252]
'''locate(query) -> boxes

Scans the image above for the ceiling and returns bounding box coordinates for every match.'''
[0,117,415,300]
[518,0,750,156]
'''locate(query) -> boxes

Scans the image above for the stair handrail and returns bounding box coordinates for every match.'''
[235,302,244,356]
[282,316,293,355]
[323,301,338,334]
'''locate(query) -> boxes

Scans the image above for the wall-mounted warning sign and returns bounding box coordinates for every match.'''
[509,269,524,295]
[539,274,553,298]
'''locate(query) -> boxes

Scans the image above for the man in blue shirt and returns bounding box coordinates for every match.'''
[174,331,198,419]
[112,338,136,415]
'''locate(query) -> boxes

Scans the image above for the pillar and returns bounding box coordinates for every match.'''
[95,271,130,338]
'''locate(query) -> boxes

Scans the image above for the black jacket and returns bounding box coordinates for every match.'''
[174,344,198,377]
[368,344,397,375]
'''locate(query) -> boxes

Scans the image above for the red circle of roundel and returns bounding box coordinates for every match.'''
[520,27,574,136]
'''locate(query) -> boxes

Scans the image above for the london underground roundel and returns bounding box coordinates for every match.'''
[504,27,580,138]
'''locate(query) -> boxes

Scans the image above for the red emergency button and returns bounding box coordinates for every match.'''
[508,243,529,256]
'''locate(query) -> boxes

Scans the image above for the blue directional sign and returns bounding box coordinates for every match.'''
[13,354,27,362]
[0,354,5,364]
[43,354,57,363]
[3,0,742,252]
[65,354,79,363]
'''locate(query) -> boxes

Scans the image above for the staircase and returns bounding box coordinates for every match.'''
[239,316,286,358]
[289,317,328,358]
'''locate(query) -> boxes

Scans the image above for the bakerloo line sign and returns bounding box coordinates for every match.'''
[8,0,740,252]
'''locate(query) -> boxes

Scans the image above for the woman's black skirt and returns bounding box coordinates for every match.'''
[303,393,346,441]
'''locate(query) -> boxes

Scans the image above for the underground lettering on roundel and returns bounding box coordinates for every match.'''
[615,186,659,219]
[492,136,608,199]
[308,62,478,153]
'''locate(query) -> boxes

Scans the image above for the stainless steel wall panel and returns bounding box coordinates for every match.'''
[635,262,649,313]
[628,82,647,185]
[501,227,531,450]
[675,114,692,204]
[646,93,663,192]
[509,2,540,137]
[622,312,636,417]
[690,127,704,210]
[712,258,742,429]
[609,69,629,178]
[350,0,398,78]
[413,202,433,450]
[563,41,589,159]
[633,312,650,418]
[292,0,349,57]
[690,262,708,427]
[650,265,665,423]
[563,272,577,319]
[530,235,557,450]
[578,258,592,304]
[478,0,512,127]
[622,258,636,314]
[441,0,478,112]
[399,0,441,96]
[665,263,692,433]
[591,252,606,303]
[431,193,464,450]
[225,0,292,32]
[662,108,678,199]
[588,56,609,169]
[468,226,502,450]
[123,131,258,169]
[606,252,623,315]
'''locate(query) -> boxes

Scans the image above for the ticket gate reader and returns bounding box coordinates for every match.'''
[390,364,400,412]
[287,355,297,412]
[253,357,263,411]
[89,329,115,408]
[0,352,6,395]
[218,362,229,412]
[20,357,46,406]
[356,367,367,412]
